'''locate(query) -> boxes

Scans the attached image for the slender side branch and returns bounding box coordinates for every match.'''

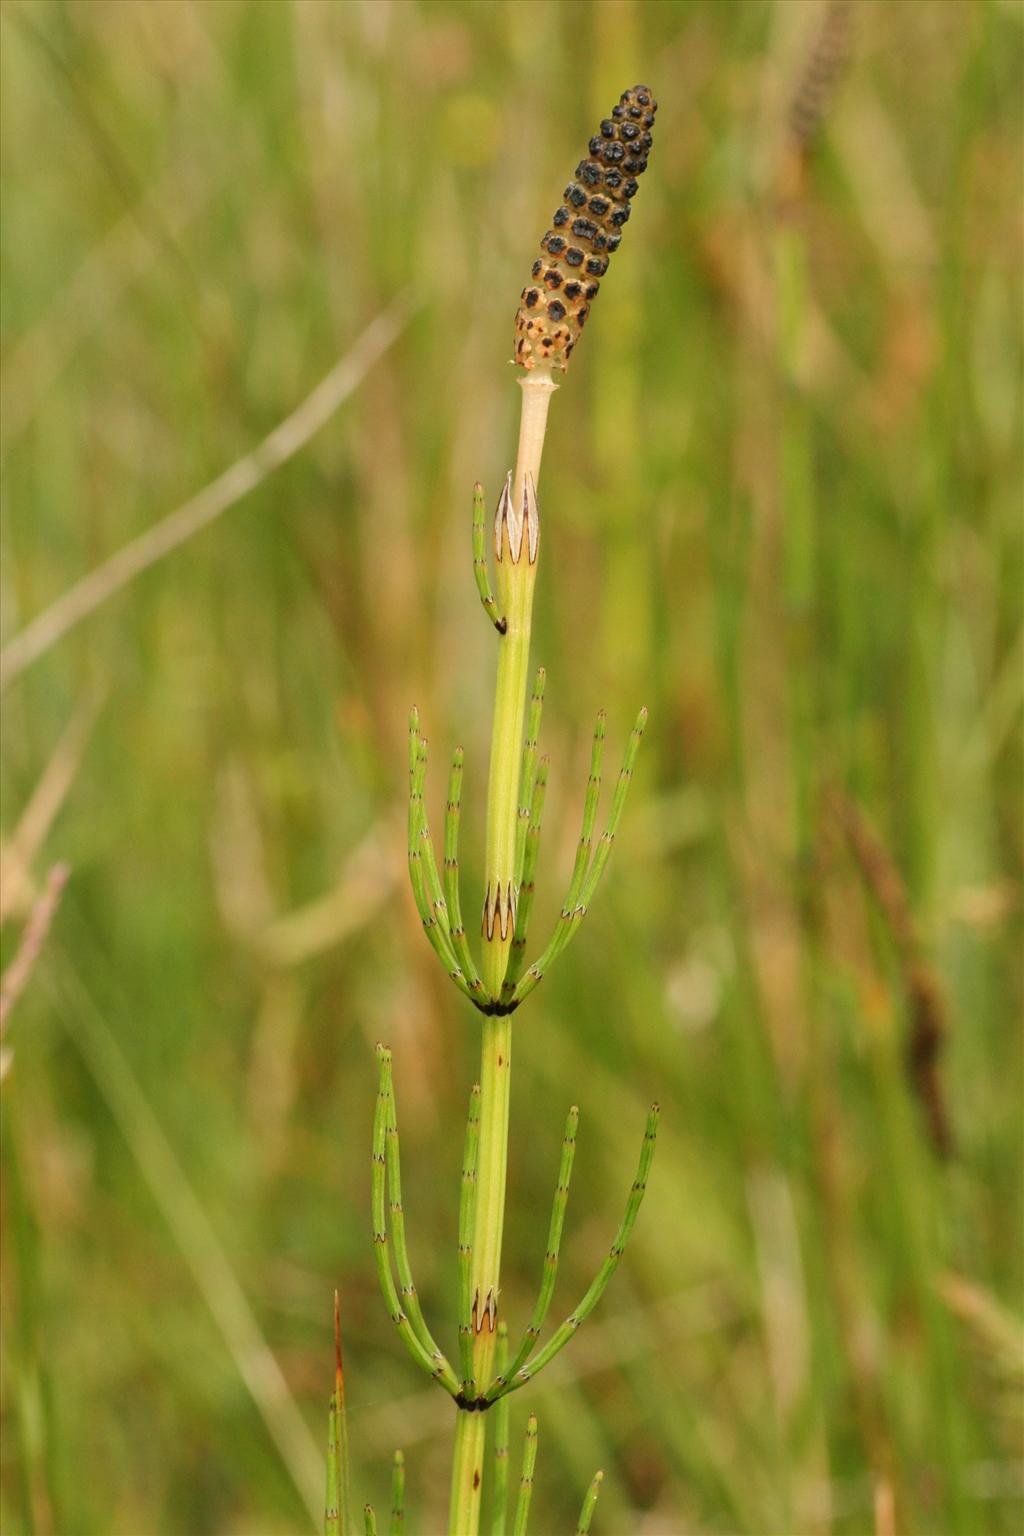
[389,1451,406,1536]
[576,707,649,912]
[484,1104,660,1402]
[496,1107,579,1390]
[576,1471,604,1534]
[512,1416,539,1536]
[501,757,549,1002]
[513,707,647,1005]
[458,1084,483,1396]
[372,1045,460,1396]
[565,713,607,914]
[381,1053,461,1392]
[414,734,451,933]
[364,1506,378,1536]
[444,747,486,997]
[490,1323,511,1536]
[407,712,476,1003]
[473,482,507,633]
[513,668,547,889]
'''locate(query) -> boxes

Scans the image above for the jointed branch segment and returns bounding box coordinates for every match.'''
[384,1065,452,1375]
[512,706,648,1007]
[501,755,549,1003]
[489,1403,603,1536]
[576,1471,604,1535]
[514,668,547,888]
[484,1103,660,1404]
[490,1324,511,1536]
[372,1045,460,1397]
[351,1445,405,1536]
[390,1450,406,1536]
[473,481,507,633]
[512,1416,538,1536]
[411,670,645,1013]
[407,712,475,1003]
[499,1106,579,1387]
[445,746,486,999]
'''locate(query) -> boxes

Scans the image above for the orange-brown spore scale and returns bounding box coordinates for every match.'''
[514,84,657,372]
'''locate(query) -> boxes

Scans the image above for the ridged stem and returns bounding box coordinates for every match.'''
[448,1016,512,1534]
[450,371,555,1536]
[481,371,556,997]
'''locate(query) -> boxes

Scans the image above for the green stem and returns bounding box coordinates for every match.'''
[448,1017,513,1533]
[458,1085,482,1395]
[448,1410,487,1536]
[450,371,555,1536]
[481,373,555,998]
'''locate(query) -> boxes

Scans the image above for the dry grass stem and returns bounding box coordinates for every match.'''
[0,295,414,690]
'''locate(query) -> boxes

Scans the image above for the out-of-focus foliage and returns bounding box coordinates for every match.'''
[1,2,1021,1532]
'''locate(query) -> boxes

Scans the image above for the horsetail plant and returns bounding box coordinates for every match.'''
[332,84,659,1536]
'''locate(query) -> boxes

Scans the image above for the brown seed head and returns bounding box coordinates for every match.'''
[514,84,657,373]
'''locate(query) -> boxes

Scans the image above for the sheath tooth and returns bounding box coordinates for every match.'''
[494,472,515,562]
[524,474,540,565]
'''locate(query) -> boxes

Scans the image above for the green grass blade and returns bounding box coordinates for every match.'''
[372,1045,459,1396]
[325,1393,340,1536]
[489,1106,578,1394]
[575,1470,604,1534]
[389,1450,405,1536]
[490,1323,510,1536]
[511,1415,538,1536]
[488,1104,659,1401]
[325,1291,350,1536]
[49,960,324,1523]
[458,1083,482,1396]
[473,481,506,633]
[363,1504,378,1536]
[444,745,485,997]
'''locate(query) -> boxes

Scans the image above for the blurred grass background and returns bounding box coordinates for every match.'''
[1,1,1022,1532]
